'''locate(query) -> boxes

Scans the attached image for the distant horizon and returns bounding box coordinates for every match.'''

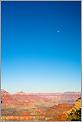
[1,88,81,94]
[1,2,81,93]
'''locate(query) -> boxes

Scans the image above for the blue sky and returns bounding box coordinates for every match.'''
[1,1,81,93]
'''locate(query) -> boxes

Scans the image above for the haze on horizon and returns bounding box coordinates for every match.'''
[1,1,81,93]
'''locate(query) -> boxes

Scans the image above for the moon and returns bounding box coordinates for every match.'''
[57,30,60,33]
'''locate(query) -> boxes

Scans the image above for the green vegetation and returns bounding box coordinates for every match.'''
[67,108,81,121]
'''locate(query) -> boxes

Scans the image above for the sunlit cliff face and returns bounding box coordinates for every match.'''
[1,90,81,121]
